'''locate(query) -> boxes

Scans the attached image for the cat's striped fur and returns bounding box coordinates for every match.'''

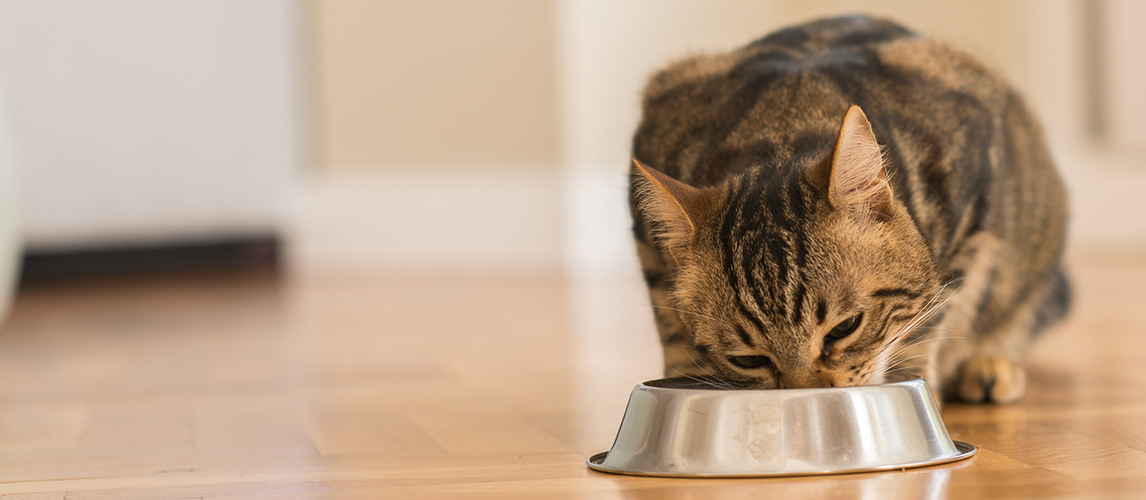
[629,16,1069,403]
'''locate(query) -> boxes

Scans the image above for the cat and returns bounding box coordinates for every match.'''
[629,15,1069,404]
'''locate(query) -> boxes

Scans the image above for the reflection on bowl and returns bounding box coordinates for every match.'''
[587,374,974,477]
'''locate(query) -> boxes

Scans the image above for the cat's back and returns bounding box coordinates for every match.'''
[633,15,1011,187]
[632,15,1066,272]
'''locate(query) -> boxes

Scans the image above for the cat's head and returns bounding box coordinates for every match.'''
[634,105,941,389]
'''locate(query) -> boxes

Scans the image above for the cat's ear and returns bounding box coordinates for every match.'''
[632,158,720,263]
[827,105,894,223]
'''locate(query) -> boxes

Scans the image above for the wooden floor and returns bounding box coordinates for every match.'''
[0,251,1144,499]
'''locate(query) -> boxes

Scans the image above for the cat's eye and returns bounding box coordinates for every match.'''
[728,355,774,370]
[822,314,863,356]
[828,314,863,340]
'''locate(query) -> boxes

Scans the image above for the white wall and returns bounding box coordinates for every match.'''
[555,1,793,413]
[0,0,306,250]
[1,1,1139,274]
[556,0,785,277]
[289,0,564,278]
[1102,0,1146,151]
[286,170,562,278]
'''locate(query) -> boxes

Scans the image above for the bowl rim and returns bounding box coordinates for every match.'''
[587,441,976,478]
[639,372,921,393]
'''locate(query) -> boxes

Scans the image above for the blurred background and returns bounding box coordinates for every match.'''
[0,0,1142,295]
[0,3,1143,495]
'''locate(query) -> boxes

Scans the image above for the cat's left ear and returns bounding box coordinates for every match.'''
[632,158,721,263]
[826,105,894,223]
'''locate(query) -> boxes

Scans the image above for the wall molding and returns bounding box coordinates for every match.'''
[285,169,564,279]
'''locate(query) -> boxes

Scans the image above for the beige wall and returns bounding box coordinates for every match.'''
[310,0,557,172]
[557,0,1068,171]
[556,0,783,170]
[308,1,1064,172]
[783,2,1041,97]
[781,1,1069,146]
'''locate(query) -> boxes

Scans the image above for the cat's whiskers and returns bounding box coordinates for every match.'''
[876,335,970,383]
[887,293,945,348]
[886,335,967,361]
[883,363,928,376]
[874,279,963,377]
[665,343,740,391]
[645,304,744,390]
[907,325,960,332]
[667,364,720,389]
[883,353,930,372]
[669,358,737,391]
[883,283,962,351]
[684,356,740,391]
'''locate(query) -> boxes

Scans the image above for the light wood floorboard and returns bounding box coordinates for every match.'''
[0,251,1141,498]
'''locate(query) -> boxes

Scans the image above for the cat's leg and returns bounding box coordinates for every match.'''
[888,294,966,405]
[955,265,1071,403]
[915,234,1004,402]
[956,355,1027,403]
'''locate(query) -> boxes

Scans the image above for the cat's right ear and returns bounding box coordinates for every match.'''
[825,105,894,223]
[632,158,721,263]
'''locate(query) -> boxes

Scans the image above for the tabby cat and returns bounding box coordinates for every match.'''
[629,16,1069,403]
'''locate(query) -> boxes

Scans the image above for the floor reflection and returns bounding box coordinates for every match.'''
[599,467,954,500]
[566,264,663,457]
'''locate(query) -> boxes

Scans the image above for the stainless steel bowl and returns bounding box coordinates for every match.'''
[587,374,974,477]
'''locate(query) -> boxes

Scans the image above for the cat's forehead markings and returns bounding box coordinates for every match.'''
[815,299,828,324]
[845,290,864,309]
[735,325,756,347]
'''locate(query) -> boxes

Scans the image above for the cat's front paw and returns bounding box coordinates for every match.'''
[956,355,1027,404]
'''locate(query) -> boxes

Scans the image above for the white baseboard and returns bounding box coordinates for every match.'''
[284,170,564,278]
[559,165,643,281]
[283,158,1143,280]
[1058,149,1146,250]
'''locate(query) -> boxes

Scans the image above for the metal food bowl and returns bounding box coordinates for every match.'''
[587,374,974,477]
